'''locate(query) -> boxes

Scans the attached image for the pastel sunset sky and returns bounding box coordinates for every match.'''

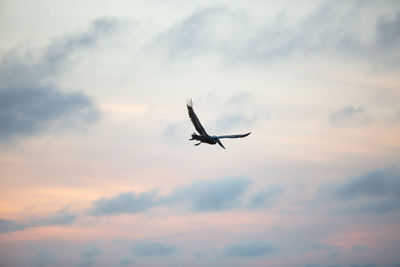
[1,1,400,266]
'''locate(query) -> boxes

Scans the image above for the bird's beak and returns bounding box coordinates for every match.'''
[216,138,225,149]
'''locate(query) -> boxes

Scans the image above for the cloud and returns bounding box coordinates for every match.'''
[395,110,400,122]
[154,3,400,68]
[302,243,341,257]
[130,241,177,257]
[342,199,400,214]
[213,113,258,133]
[370,13,400,67]
[163,122,187,145]
[168,177,251,212]
[90,191,159,216]
[349,264,377,267]
[30,207,77,226]
[0,219,27,233]
[329,106,370,126]
[39,18,120,75]
[119,258,133,266]
[304,264,341,267]
[154,6,231,59]
[0,81,99,142]
[82,243,102,258]
[0,17,120,142]
[79,243,102,267]
[319,167,400,214]
[30,251,58,267]
[0,207,77,234]
[222,241,276,257]
[333,167,400,200]
[1,177,272,234]
[90,177,251,216]
[351,245,370,252]
[250,185,284,208]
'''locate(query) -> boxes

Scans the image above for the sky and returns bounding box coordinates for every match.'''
[0,0,400,266]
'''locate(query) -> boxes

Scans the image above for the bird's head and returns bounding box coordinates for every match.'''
[213,136,225,149]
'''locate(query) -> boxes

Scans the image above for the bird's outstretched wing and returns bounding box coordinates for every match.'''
[187,99,207,136]
[217,132,251,139]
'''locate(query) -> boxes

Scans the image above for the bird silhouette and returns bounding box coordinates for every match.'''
[187,99,251,149]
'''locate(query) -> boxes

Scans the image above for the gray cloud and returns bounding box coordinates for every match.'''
[223,241,276,257]
[395,110,400,122]
[302,243,341,257]
[0,17,119,142]
[82,243,102,258]
[370,13,400,67]
[342,199,400,214]
[0,207,77,234]
[163,122,186,145]
[250,185,284,208]
[1,178,277,234]
[79,243,102,267]
[349,264,377,267]
[90,177,252,216]
[30,251,58,267]
[168,177,251,212]
[40,18,119,75]
[155,6,230,59]
[334,167,400,200]
[155,3,400,68]
[351,245,370,252]
[30,207,77,226]
[90,191,159,216]
[130,241,177,257]
[119,258,133,266]
[319,167,400,214]
[329,106,370,126]
[0,86,99,141]
[0,219,27,233]
[304,264,341,267]
[213,113,258,133]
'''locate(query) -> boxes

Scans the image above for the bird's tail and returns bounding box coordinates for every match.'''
[190,133,200,141]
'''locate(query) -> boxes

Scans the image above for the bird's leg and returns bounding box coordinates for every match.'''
[194,142,201,146]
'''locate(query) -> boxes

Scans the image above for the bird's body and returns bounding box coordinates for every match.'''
[186,99,251,149]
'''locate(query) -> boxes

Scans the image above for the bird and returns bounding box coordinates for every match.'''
[187,99,251,149]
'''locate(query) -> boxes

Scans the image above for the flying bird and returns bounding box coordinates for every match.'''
[187,99,251,149]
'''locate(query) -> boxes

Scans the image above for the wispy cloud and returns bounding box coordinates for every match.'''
[168,177,251,212]
[0,219,27,234]
[1,177,283,235]
[90,177,252,216]
[222,241,276,257]
[30,251,58,267]
[0,17,120,142]
[0,207,77,234]
[40,18,120,75]
[79,242,102,267]
[395,110,400,122]
[319,167,400,214]
[1,177,264,233]
[154,6,231,60]
[332,167,400,200]
[130,241,177,257]
[329,106,370,126]
[90,191,159,216]
[154,3,400,68]
[118,258,133,266]
[29,207,77,226]
[249,185,284,208]
[302,243,341,257]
